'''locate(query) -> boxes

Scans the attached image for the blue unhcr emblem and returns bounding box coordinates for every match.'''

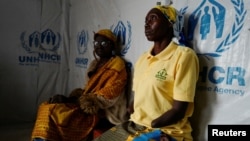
[188,0,226,40]
[20,29,61,53]
[41,29,61,51]
[187,0,246,58]
[77,30,89,54]
[111,20,132,56]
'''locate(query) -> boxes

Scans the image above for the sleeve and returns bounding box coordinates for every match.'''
[95,67,128,109]
[173,48,199,102]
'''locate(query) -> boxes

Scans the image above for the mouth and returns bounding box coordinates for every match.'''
[95,48,103,54]
[145,31,152,38]
[145,29,152,35]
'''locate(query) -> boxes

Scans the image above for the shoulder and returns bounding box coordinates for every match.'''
[137,51,149,61]
[112,56,126,67]
[176,45,198,59]
[177,45,196,54]
[107,56,126,71]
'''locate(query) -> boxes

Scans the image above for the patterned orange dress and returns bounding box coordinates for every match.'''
[31,56,128,141]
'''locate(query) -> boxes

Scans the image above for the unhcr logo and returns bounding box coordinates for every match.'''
[111,20,132,56]
[21,29,61,53]
[186,0,247,58]
[19,29,61,65]
[75,30,89,68]
[77,30,88,54]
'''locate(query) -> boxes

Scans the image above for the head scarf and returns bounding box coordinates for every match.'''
[94,29,117,43]
[154,5,186,45]
[154,5,177,24]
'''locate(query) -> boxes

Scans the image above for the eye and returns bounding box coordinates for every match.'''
[101,41,108,47]
[145,14,158,23]
[150,15,158,21]
[93,41,109,47]
[93,41,99,46]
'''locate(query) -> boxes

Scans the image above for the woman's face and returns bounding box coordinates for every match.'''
[93,35,113,58]
[144,8,171,41]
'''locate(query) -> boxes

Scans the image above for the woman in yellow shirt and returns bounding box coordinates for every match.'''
[94,4,199,141]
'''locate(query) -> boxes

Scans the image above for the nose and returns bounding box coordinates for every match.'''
[145,21,149,28]
[145,18,151,28]
[145,19,149,25]
[145,22,150,30]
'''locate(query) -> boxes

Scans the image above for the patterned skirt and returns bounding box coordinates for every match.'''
[31,102,98,141]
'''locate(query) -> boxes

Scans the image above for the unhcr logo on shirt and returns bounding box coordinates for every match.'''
[155,68,168,81]
[19,29,61,66]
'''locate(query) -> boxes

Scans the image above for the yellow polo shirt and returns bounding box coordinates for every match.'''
[130,41,199,141]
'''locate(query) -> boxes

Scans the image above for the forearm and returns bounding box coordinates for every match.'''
[151,109,183,128]
[151,101,188,128]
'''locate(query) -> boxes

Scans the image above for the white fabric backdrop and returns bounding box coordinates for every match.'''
[0,0,249,140]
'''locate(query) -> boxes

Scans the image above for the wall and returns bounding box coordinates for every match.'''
[0,0,250,140]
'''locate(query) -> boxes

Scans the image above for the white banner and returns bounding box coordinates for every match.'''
[0,0,250,140]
